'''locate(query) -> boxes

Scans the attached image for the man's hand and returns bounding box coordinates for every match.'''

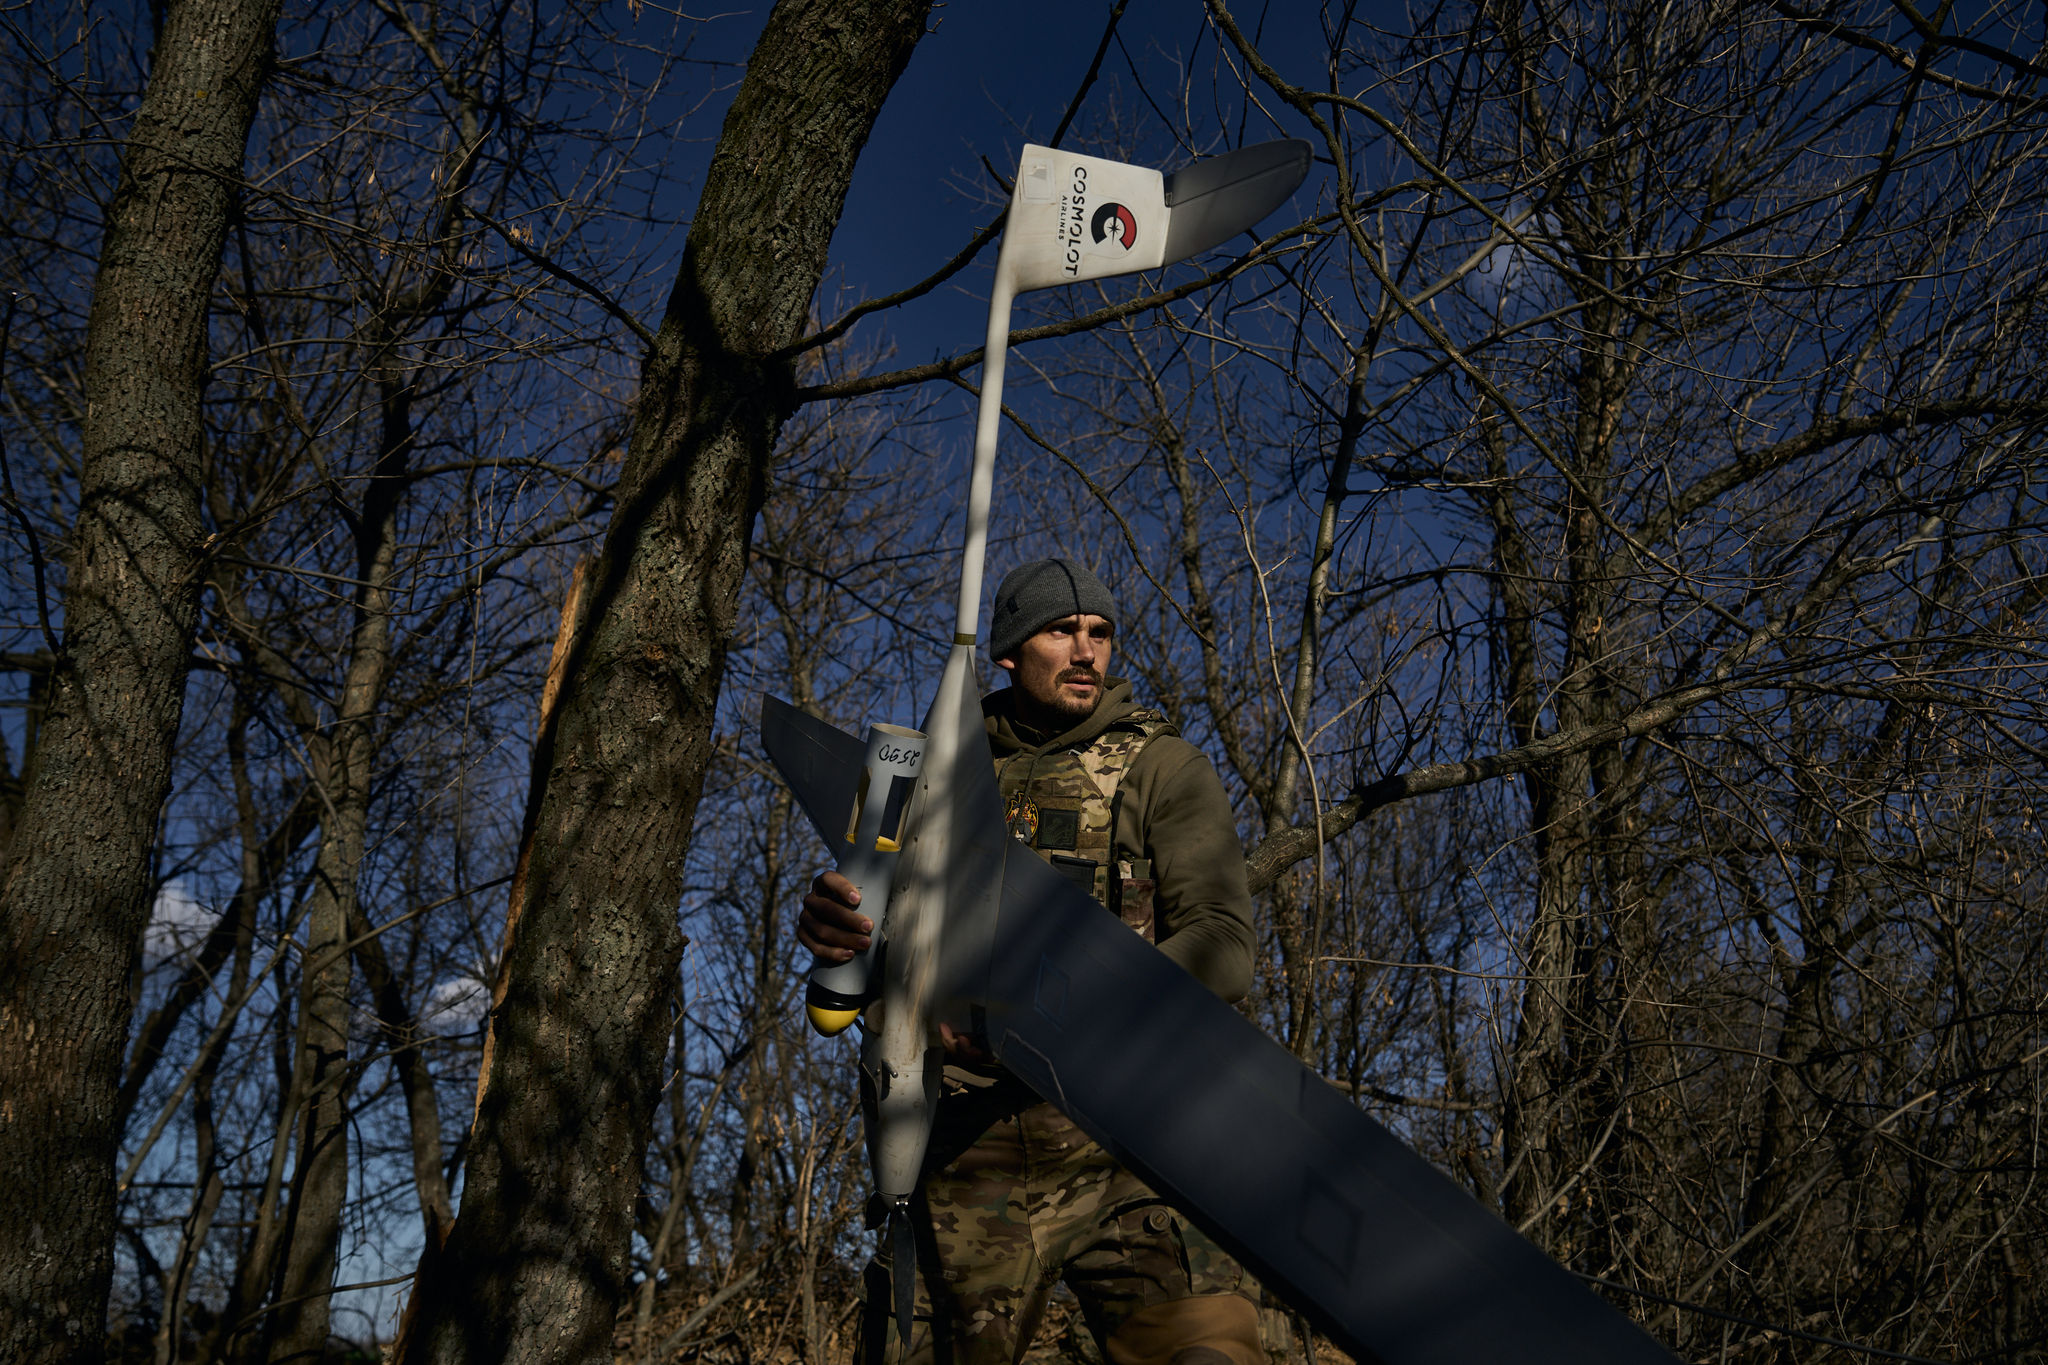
[797,871,987,1062]
[798,869,871,962]
[938,1021,989,1063]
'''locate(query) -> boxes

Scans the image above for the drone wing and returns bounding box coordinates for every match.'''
[760,694,865,851]
[972,847,1677,1365]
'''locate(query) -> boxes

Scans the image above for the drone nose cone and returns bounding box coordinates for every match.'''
[807,1002,862,1036]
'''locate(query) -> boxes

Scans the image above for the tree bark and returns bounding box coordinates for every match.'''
[0,1,280,1360]
[350,897,458,1253]
[263,304,427,1365]
[394,2,931,1360]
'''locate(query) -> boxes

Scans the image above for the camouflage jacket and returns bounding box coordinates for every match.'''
[983,678,1254,1003]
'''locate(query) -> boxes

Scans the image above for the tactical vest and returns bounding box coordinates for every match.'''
[993,710,1173,941]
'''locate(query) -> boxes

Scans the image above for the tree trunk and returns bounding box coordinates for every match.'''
[152,703,261,1365]
[351,898,458,1251]
[394,2,931,1360]
[259,817,361,1365]
[264,319,422,1365]
[0,1,280,1359]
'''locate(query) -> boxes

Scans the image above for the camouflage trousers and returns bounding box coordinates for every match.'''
[857,1082,1261,1365]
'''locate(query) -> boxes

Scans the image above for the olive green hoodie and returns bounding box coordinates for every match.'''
[983,678,1254,1002]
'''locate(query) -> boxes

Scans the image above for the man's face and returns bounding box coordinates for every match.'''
[997,613,1114,727]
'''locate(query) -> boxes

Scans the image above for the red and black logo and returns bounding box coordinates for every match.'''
[1090,202,1137,251]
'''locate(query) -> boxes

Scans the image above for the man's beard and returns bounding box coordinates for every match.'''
[1039,665,1105,721]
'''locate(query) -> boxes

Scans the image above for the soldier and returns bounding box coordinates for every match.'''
[799,559,1262,1365]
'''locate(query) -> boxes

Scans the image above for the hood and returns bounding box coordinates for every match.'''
[984,676,1144,757]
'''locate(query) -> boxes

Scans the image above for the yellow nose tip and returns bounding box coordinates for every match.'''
[807,1003,861,1036]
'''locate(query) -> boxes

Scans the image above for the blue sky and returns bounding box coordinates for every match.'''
[662,1,1369,364]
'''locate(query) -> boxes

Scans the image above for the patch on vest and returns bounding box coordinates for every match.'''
[1005,793,1039,843]
[1037,806,1080,851]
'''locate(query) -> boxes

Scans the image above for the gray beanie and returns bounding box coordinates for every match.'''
[988,559,1118,661]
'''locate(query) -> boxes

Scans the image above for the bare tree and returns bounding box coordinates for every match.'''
[394,3,934,1360]
[0,2,283,1359]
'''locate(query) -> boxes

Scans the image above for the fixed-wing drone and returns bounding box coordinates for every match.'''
[762,140,1677,1365]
